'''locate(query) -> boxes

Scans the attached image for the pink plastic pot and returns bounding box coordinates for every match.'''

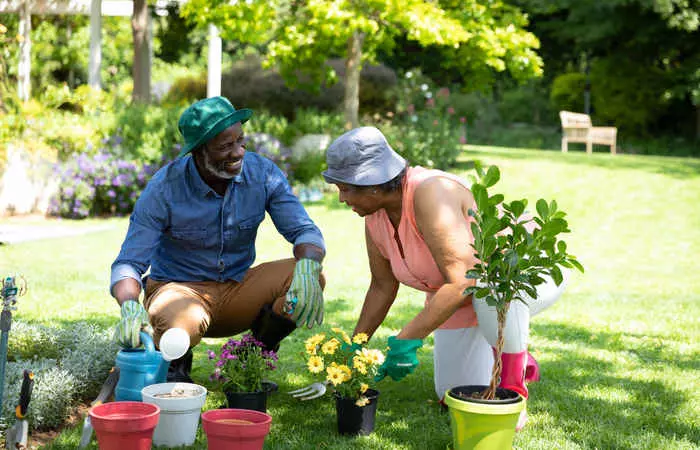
[88,401,160,450]
[201,408,272,450]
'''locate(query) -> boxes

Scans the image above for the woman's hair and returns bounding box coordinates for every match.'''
[348,163,408,193]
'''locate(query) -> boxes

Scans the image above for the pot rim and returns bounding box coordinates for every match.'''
[445,385,525,415]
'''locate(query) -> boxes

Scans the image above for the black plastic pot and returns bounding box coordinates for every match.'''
[334,389,379,436]
[225,389,268,412]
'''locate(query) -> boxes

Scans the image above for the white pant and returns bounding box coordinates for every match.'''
[433,273,568,399]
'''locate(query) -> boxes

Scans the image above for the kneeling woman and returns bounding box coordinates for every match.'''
[322,127,567,430]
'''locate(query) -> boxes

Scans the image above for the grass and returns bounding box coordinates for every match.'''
[0,145,698,449]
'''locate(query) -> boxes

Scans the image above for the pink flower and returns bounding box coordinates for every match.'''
[433,119,439,126]
[447,107,455,115]
[460,116,467,124]
[426,98,435,108]
[437,87,450,98]
[459,136,467,144]
[407,104,415,114]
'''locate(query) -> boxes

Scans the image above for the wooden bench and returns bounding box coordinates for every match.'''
[559,111,617,154]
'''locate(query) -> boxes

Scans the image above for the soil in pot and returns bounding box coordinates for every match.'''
[335,389,379,436]
[141,382,208,448]
[449,385,521,404]
[202,409,272,450]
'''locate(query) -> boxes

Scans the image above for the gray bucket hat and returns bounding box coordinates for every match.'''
[322,127,406,186]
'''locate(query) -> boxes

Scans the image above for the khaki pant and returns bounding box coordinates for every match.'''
[144,258,322,347]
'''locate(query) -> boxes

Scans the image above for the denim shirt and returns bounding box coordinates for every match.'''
[110,152,325,293]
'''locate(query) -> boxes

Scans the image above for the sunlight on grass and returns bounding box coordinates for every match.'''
[1,146,698,449]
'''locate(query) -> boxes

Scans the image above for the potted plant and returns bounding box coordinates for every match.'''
[444,165,584,450]
[303,328,385,435]
[208,333,278,412]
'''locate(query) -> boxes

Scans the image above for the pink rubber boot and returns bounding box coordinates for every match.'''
[497,351,529,432]
[525,351,541,383]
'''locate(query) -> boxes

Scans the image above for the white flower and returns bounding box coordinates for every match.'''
[421,83,428,91]
[406,71,413,79]
[425,91,433,99]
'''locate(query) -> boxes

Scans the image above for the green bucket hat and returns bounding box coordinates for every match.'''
[177,96,253,158]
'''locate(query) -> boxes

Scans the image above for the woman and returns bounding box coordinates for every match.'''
[322,126,567,429]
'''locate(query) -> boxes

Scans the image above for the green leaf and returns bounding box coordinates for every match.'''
[463,286,479,296]
[510,200,525,219]
[570,258,585,273]
[476,287,491,299]
[489,193,504,206]
[472,184,488,211]
[557,240,567,253]
[551,265,563,286]
[536,199,549,220]
[482,165,500,188]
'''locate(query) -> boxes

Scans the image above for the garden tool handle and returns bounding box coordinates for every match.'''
[16,370,34,418]
[140,331,155,353]
[92,367,120,407]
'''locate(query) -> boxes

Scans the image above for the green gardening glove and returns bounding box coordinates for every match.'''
[375,335,423,382]
[284,258,324,328]
[113,300,152,348]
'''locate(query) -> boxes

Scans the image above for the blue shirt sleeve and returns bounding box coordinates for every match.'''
[109,180,169,295]
[264,161,326,252]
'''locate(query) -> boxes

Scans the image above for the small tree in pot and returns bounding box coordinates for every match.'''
[464,164,584,400]
[445,164,584,449]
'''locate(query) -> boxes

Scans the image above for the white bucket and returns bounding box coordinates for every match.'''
[141,382,208,447]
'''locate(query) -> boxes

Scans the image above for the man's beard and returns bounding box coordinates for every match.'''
[203,151,242,180]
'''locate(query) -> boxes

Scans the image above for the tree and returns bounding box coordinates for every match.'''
[516,0,700,138]
[132,0,150,103]
[182,0,543,129]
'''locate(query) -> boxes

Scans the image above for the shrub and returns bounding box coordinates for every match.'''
[162,74,207,105]
[245,132,292,177]
[550,72,586,114]
[0,321,119,430]
[111,103,184,164]
[381,69,465,169]
[48,150,159,219]
[221,56,396,119]
[0,360,76,430]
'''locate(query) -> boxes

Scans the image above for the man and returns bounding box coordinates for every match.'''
[110,96,325,382]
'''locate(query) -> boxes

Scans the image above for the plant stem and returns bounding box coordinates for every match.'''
[482,303,509,400]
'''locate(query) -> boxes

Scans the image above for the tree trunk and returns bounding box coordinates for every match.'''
[131,0,150,103]
[343,31,365,130]
[696,104,700,141]
[482,305,509,400]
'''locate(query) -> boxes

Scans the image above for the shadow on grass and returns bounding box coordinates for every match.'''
[530,322,699,448]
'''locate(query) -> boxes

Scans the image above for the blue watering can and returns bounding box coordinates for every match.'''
[114,332,168,401]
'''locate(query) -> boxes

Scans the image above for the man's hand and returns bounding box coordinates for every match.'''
[284,258,323,328]
[375,336,423,382]
[113,300,152,348]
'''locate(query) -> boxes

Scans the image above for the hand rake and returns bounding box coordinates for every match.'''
[288,381,329,400]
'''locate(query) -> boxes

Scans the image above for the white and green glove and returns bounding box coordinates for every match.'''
[113,300,153,348]
[284,258,323,328]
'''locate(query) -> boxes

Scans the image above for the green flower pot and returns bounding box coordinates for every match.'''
[444,385,525,450]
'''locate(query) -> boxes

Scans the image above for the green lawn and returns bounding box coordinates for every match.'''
[1,145,698,449]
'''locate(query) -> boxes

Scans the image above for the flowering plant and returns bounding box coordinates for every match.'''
[208,333,278,393]
[304,328,385,406]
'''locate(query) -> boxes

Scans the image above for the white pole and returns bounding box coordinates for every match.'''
[207,23,221,98]
[17,0,31,101]
[88,0,102,89]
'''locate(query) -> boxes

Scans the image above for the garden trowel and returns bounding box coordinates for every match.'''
[5,369,34,450]
[78,366,120,449]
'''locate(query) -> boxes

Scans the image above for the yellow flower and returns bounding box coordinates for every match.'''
[332,327,351,344]
[0,24,7,34]
[305,343,317,355]
[354,360,367,375]
[352,333,369,344]
[307,356,324,373]
[361,348,385,365]
[338,364,352,381]
[360,383,369,393]
[306,334,325,347]
[355,396,370,407]
[326,366,345,386]
[321,338,340,355]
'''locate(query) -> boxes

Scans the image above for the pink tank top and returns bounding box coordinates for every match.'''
[365,166,478,329]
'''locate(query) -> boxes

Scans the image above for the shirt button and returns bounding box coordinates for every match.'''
[218,260,225,272]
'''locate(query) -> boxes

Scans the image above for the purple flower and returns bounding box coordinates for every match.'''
[208,350,216,360]
[107,190,116,198]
